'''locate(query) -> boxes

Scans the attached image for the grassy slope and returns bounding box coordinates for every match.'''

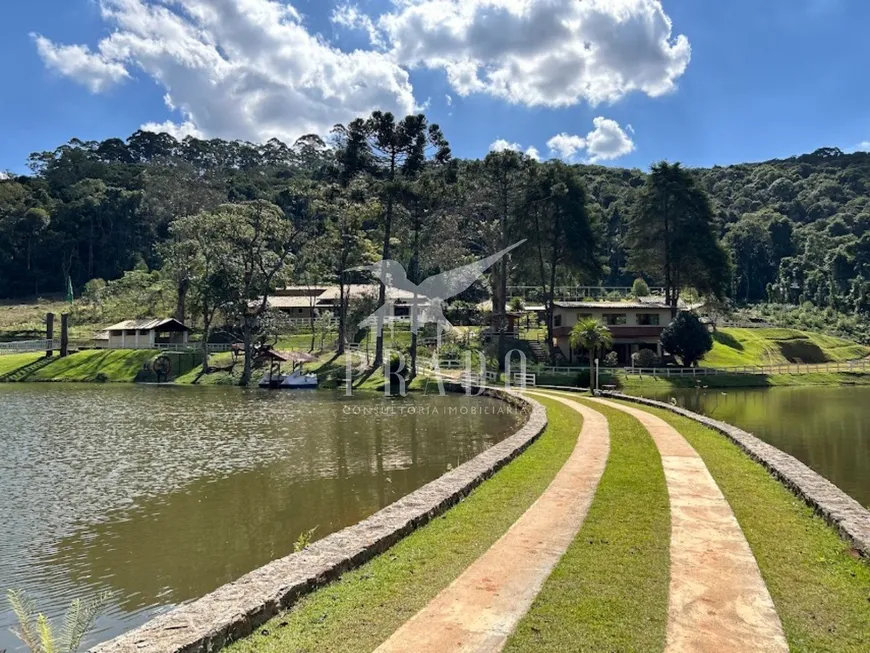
[24,350,156,382]
[627,402,870,653]
[0,299,96,340]
[703,328,870,368]
[619,370,870,391]
[229,397,581,653]
[505,395,670,653]
[0,353,43,376]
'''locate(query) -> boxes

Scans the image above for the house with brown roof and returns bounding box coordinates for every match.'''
[551,298,702,364]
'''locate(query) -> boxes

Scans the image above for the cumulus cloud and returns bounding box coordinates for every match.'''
[489,138,522,153]
[379,0,690,107]
[32,33,129,92]
[546,133,587,160]
[547,118,635,162]
[332,3,385,48]
[32,0,415,143]
[525,146,540,161]
[855,141,870,152]
[140,119,204,141]
[585,116,636,162]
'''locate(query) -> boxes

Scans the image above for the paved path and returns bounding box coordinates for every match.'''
[374,392,610,653]
[585,395,788,653]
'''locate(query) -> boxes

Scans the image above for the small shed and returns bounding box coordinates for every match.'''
[102,318,191,349]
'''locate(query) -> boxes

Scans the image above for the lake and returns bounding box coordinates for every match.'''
[0,384,523,651]
[627,385,870,508]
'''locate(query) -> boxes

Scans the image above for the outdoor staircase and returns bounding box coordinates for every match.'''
[527,341,549,364]
[0,356,56,382]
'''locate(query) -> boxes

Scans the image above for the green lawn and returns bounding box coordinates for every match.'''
[702,328,870,368]
[618,370,870,392]
[505,394,670,653]
[624,402,870,653]
[0,353,43,376]
[24,349,157,382]
[228,397,580,653]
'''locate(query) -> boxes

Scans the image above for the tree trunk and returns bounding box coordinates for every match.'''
[200,315,211,375]
[337,280,347,355]
[375,193,393,367]
[240,317,254,386]
[176,277,189,324]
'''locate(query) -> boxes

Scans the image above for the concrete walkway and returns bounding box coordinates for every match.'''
[374,392,610,653]
[586,395,789,653]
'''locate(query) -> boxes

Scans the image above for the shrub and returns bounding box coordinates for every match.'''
[603,351,619,367]
[632,348,660,368]
[660,312,713,367]
[631,277,651,298]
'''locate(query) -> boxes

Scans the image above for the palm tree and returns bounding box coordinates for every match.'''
[569,317,614,364]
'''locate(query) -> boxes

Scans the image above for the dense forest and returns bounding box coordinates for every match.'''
[2,121,870,325]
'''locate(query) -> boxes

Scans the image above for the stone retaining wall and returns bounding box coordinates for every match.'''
[602,391,870,558]
[91,387,547,653]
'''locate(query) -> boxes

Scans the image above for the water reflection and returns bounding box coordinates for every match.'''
[629,385,870,508]
[0,385,521,650]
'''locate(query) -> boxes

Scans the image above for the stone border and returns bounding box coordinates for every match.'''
[601,391,870,558]
[91,387,547,653]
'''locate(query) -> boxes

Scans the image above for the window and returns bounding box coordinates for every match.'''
[125,329,137,336]
[636,313,661,326]
[602,313,627,326]
[139,329,150,336]
[576,312,592,322]
[554,314,563,328]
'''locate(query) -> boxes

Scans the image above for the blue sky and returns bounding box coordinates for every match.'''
[1,0,868,175]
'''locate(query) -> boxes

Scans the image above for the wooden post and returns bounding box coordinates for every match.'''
[60,313,69,358]
[45,313,55,358]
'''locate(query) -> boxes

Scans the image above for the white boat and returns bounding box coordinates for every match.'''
[259,369,319,389]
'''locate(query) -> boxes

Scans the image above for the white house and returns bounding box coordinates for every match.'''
[98,318,191,349]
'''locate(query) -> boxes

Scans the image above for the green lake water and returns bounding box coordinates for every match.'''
[628,385,870,508]
[0,384,522,651]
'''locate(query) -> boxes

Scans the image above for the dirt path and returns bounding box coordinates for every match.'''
[586,395,788,653]
[373,393,610,653]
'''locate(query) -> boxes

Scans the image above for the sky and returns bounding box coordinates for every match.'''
[1,0,869,175]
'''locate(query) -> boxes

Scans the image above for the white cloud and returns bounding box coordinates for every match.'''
[32,0,416,144]
[855,141,870,152]
[32,33,130,93]
[332,3,385,48]
[489,138,522,153]
[546,133,587,160]
[140,119,204,140]
[547,118,635,163]
[445,94,453,107]
[379,0,690,107]
[0,171,11,181]
[489,140,540,160]
[585,117,636,162]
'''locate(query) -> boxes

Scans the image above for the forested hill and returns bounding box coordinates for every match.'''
[2,129,870,319]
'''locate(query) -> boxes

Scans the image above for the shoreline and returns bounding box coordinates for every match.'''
[88,387,546,653]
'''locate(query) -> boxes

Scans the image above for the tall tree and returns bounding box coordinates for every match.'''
[334,112,451,366]
[626,162,729,315]
[527,162,601,362]
[219,201,296,386]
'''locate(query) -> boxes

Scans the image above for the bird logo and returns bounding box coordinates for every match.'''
[347,240,527,344]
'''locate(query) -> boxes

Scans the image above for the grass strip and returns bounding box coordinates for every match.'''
[622,401,870,653]
[229,396,582,653]
[619,370,870,392]
[504,393,670,653]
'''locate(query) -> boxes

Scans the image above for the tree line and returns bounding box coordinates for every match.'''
[3,117,868,365]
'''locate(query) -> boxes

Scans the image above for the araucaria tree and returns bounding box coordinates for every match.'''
[660,311,713,367]
[528,162,601,362]
[334,112,451,367]
[626,162,729,315]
